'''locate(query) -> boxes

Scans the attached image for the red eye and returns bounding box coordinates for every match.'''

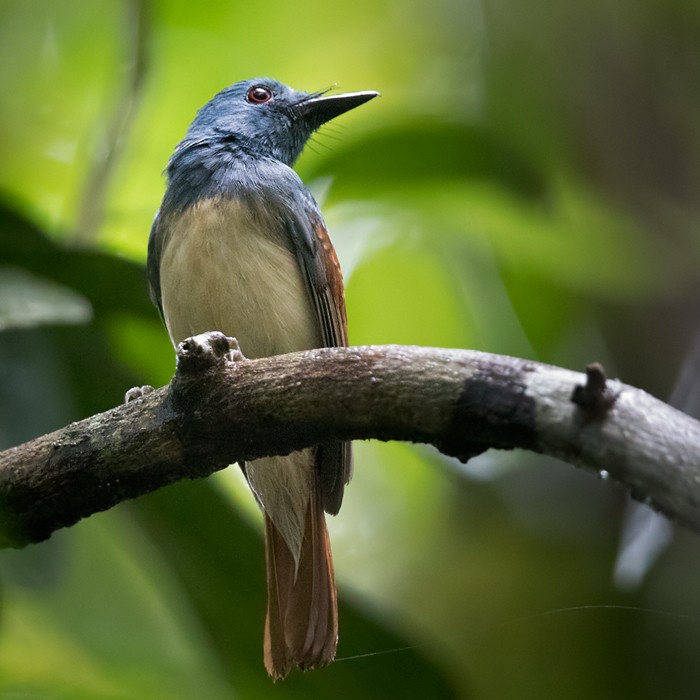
[247,86,273,104]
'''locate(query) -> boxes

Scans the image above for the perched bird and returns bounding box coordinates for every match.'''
[147,78,378,679]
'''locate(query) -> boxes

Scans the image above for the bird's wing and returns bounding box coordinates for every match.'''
[146,209,166,323]
[286,200,352,515]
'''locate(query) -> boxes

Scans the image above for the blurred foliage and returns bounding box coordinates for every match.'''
[1,0,700,698]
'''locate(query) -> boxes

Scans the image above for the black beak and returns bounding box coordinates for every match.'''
[297,90,380,125]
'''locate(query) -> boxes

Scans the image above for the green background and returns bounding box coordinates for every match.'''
[1,0,700,698]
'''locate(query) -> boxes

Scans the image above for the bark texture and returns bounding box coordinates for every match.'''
[1,333,698,547]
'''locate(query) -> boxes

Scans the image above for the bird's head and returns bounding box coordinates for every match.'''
[183,78,379,165]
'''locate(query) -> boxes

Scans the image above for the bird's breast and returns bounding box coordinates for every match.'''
[159,196,321,357]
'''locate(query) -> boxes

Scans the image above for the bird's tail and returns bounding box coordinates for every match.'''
[263,485,338,680]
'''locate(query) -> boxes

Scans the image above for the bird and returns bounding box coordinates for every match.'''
[146,78,378,679]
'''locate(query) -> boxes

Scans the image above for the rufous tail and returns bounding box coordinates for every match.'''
[263,487,338,680]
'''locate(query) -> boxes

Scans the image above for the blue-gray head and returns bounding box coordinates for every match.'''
[181,77,379,166]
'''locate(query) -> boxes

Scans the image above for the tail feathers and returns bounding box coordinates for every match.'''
[263,490,338,680]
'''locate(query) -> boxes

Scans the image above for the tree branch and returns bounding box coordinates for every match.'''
[1,333,699,548]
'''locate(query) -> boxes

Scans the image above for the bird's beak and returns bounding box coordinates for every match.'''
[297,90,380,125]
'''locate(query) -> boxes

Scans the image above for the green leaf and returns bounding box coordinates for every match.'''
[0,266,92,331]
[0,513,234,700]
[303,121,544,203]
[0,202,155,320]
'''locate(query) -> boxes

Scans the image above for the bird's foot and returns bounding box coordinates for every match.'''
[124,385,154,404]
[176,332,246,374]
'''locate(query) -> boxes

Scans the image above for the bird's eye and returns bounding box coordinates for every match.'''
[247,86,273,104]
